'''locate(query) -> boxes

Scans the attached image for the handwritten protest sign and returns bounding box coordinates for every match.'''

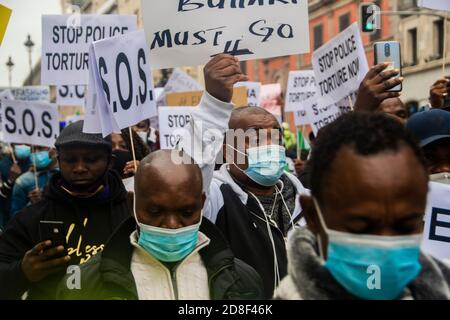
[83,30,157,137]
[422,181,450,264]
[0,4,12,46]
[57,85,86,107]
[0,100,59,148]
[166,87,248,107]
[235,81,261,107]
[141,0,310,69]
[41,15,137,85]
[312,23,368,108]
[158,106,197,149]
[0,86,50,102]
[418,0,450,11]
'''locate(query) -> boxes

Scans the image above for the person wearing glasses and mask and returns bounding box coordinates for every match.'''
[275,112,450,300]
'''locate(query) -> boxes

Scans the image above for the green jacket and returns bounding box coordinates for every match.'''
[57,217,264,300]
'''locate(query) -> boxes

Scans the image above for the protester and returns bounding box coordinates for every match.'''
[0,144,31,227]
[406,109,450,183]
[179,54,308,299]
[10,146,58,216]
[111,128,150,191]
[380,97,409,125]
[57,150,263,300]
[0,121,130,299]
[132,119,160,152]
[275,112,450,300]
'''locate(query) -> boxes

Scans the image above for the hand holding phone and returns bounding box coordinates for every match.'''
[374,41,402,92]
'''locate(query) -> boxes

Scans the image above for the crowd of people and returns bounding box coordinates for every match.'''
[0,53,450,300]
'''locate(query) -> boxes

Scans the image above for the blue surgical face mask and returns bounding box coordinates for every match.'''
[229,144,287,187]
[313,198,422,300]
[133,198,201,262]
[31,151,52,170]
[14,145,31,160]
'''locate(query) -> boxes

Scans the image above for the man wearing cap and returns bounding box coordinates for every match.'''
[407,109,450,183]
[0,121,130,299]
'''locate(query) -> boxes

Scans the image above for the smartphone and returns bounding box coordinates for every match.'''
[39,221,67,256]
[374,41,402,92]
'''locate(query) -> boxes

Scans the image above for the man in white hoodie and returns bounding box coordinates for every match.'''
[178,54,309,299]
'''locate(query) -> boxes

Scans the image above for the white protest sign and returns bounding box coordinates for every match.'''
[0,100,59,148]
[158,106,197,149]
[235,81,261,107]
[156,69,203,106]
[312,23,368,108]
[285,70,316,112]
[41,14,137,85]
[418,0,450,12]
[0,89,14,140]
[422,181,450,264]
[141,0,310,69]
[302,97,343,136]
[0,86,50,102]
[84,30,157,137]
[57,85,86,107]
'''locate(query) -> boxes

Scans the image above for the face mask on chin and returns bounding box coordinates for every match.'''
[312,198,422,300]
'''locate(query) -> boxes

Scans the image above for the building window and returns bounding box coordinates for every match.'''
[313,24,323,50]
[408,28,418,65]
[433,19,444,59]
[339,13,350,31]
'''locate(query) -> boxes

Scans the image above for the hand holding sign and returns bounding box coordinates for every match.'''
[354,63,403,112]
[204,54,248,103]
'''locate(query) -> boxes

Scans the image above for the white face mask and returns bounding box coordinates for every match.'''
[136,131,148,144]
[430,172,450,185]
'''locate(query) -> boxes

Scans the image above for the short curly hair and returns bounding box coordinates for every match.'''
[309,112,428,201]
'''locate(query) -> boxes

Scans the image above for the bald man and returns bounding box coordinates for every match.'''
[57,150,263,300]
[178,54,308,299]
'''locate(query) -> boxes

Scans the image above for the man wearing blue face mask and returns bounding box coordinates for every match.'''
[178,54,309,299]
[10,146,59,216]
[57,150,263,300]
[275,112,450,300]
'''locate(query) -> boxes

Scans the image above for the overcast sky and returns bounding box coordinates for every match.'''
[0,0,62,87]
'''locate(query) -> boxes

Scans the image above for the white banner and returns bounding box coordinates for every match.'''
[141,0,310,69]
[422,181,450,264]
[41,14,137,85]
[158,106,197,149]
[83,30,157,137]
[418,0,450,12]
[57,85,86,107]
[312,23,368,108]
[235,81,261,107]
[0,100,59,148]
[0,86,50,102]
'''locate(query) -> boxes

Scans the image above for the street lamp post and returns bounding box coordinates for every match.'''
[5,56,14,87]
[24,34,35,86]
